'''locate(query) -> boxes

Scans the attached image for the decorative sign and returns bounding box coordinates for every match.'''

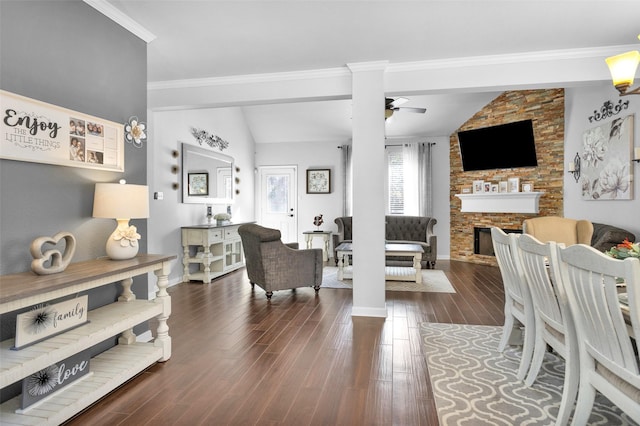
[13,295,89,350]
[19,349,91,411]
[1,90,124,171]
[581,114,634,200]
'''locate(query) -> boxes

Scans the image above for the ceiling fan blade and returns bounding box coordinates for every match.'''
[387,97,409,108]
[397,107,427,114]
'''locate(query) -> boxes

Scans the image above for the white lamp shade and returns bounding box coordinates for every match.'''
[605,50,640,88]
[93,183,149,219]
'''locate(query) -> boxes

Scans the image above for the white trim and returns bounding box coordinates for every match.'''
[83,0,156,43]
[455,192,544,214]
[148,66,350,90]
[351,305,388,318]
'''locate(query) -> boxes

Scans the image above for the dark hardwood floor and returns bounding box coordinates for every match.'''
[65,260,505,426]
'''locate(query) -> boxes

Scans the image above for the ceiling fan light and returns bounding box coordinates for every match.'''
[384,109,394,119]
[605,50,640,91]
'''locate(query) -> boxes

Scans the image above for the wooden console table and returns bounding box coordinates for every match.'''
[0,254,175,425]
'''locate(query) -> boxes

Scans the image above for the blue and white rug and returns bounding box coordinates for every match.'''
[420,323,637,425]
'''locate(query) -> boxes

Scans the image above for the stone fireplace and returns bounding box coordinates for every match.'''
[449,89,565,266]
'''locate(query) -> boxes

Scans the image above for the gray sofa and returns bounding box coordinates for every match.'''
[333,216,437,269]
[591,222,636,252]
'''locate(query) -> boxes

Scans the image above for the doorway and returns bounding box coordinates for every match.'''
[257,166,298,242]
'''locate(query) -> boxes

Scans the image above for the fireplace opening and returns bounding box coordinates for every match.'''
[474,227,522,256]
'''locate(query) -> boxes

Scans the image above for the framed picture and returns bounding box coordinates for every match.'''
[483,182,492,193]
[507,177,520,193]
[307,169,331,193]
[461,186,472,194]
[490,184,499,193]
[581,114,634,200]
[499,181,508,193]
[522,182,534,192]
[0,90,124,172]
[472,180,484,194]
[188,172,209,196]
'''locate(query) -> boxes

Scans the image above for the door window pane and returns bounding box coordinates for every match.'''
[267,175,289,213]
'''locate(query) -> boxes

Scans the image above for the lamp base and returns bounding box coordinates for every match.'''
[105,220,139,260]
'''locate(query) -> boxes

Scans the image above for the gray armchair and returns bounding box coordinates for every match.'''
[238,223,323,299]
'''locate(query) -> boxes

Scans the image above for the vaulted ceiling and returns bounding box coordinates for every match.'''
[103,1,640,141]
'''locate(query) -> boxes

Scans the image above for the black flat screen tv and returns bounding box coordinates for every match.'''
[457,119,538,171]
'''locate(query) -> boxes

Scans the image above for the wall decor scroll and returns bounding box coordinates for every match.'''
[581,114,634,200]
[588,99,629,123]
[1,90,124,171]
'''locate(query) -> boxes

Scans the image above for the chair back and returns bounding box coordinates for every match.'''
[491,227,529,308]
[238,223,282,285]
[517,234,568,337]
[523,216,593,246]
[555,243,640,422]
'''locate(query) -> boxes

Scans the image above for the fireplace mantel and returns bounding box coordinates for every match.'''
[455,192,543,214]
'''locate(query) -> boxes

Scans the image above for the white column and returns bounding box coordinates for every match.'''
[347,61,388,318]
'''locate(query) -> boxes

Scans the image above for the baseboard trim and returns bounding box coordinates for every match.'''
[351,305,388,318]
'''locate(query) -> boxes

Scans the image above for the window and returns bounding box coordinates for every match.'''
[387,147,404,214]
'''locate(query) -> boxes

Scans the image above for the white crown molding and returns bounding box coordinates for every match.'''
[148,44,639,92]
[83,0,156,43]
[148,67,351,90]
[387,44,640,73]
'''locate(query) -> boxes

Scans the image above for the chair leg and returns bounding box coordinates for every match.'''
[571,380,596,426]
[524,322,547,386]
[266,291,273,299]
[498,313,516,353]
[555,350,579,426]
[314,285,320,293]
[516,323,535,381]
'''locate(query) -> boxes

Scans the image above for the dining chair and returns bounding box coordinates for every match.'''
[516,234,578,425]
[491,227,535,380]
[555,243,640,425]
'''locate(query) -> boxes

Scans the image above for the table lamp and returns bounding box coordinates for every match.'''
[93,180,149,260]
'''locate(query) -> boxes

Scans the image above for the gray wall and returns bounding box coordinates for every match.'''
[1,0,147,273]
[0,0,147,401]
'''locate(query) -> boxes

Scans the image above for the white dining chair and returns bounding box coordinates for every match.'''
[555,243,640,425]
[516,234,578,425]
[491,227,535,380]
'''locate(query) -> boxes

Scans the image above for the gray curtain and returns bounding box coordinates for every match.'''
[340,144,352,216]
[418,142,435,217]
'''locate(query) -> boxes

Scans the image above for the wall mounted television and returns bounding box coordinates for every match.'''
[457,119,538,171]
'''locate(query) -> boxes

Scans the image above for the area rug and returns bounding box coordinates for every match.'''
[321,266,455,293]
[420,323,637,426]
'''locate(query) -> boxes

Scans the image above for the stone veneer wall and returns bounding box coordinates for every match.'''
[450,89,565,266]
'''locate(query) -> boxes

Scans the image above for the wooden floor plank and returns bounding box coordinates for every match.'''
[63,259,505,425]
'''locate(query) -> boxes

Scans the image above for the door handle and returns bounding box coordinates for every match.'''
[288,214,294,217]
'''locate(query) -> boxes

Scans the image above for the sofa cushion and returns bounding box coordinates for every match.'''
[591,222,636,252]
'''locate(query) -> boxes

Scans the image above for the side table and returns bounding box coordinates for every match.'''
[303,230,332,262]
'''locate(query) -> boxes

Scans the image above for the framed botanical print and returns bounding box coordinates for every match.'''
[307,169,331,194]
[581,114,634,200]
[188,172,209,196]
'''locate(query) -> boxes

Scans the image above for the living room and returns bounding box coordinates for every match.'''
[2,1,640,423]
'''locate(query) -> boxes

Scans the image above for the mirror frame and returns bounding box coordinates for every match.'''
[181,142,234,205]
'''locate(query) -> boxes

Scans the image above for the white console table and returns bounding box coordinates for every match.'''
[182,222,250,283]
[0,254,175,425]
[455,192,544,213]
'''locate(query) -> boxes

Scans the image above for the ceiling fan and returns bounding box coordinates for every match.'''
[385,97,427,120]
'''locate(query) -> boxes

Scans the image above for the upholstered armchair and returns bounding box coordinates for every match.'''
[238,223,323,299]
[522,216,593,247]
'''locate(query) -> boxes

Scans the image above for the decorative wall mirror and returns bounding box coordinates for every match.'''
[181,143,234,204]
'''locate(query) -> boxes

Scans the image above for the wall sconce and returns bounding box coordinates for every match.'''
[605,35,640,96]
[634,147,640,163]
[568,152,580,182]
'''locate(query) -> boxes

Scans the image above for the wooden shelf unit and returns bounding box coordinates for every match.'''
[182,223,248,283]
[0,254,175,425]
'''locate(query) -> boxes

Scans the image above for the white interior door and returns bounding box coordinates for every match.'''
[257,166,297,243]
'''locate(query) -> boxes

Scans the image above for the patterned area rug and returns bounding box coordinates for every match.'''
[420,323,637,426]
[321,266,455,293]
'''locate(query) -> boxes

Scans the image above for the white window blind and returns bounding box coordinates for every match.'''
[387,148,404,214]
